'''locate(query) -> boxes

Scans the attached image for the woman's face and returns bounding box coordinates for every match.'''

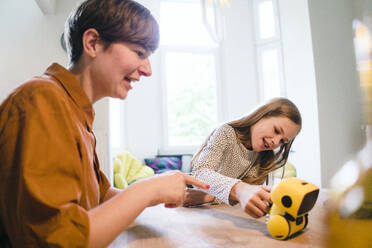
[91,41,152,100]
[250,116,300,152]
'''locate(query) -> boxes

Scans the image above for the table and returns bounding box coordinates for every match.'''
[109,191,329,248]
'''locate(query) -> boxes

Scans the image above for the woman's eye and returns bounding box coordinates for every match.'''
[274,128,279,134]
[136,51,144,57]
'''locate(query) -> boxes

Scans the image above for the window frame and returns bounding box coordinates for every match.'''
[253,0,281,44]
[256,42,286,101]
[253,0,286,102]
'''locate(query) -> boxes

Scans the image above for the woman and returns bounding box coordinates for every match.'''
[185,98,301,219]
[0,0,208,247]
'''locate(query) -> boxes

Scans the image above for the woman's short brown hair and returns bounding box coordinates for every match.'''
[65,0,159,64]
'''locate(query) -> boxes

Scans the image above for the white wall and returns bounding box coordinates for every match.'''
[353,0,372,24]
[307,0,364,187]
[93,99,111,182]
[0,0,73,101]
[279,0,322,187]
[277,0,366,188]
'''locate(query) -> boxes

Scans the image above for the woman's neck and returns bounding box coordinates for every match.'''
[68,62,98,103]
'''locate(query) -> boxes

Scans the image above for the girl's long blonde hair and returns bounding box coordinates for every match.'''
[192,97,302,184]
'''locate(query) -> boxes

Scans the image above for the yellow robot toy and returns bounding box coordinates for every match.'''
[267,177,320,240]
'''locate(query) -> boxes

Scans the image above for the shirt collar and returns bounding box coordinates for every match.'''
[44,63,94,129]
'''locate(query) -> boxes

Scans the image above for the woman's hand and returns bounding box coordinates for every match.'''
[183,189,215,207]
[137,171,210,208]
[87,171,208,248]
[230,182,272,218]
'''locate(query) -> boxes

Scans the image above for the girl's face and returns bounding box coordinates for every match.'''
[250,116,300,152]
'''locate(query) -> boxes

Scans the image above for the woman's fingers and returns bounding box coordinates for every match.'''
[164,193,184,208]
[157,172,210,208]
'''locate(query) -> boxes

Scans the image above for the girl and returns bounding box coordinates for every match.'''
[185,98,301,218]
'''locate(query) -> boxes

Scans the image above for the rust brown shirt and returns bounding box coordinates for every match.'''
[0,63,111,247]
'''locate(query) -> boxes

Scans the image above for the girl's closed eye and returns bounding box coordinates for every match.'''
[274,127,279,134]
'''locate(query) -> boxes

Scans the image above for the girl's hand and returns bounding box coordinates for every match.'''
[231,182,272,218]
[183,189,215,207]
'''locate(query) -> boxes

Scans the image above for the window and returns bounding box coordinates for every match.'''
[257,0,277,40]
[253,0,285,102]
[160,0,220,152]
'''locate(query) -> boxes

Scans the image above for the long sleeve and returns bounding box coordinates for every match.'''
[0,83,90,247]
[0,63,111,248]
[191,125,242,205]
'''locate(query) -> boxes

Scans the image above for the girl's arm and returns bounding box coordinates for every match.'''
[191,125,242,205]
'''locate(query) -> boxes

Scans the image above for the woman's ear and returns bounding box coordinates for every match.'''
[82,28,101,58]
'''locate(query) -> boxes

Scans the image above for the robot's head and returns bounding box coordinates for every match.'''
[271,178,320,218]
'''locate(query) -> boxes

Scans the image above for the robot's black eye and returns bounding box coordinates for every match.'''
[301,182,308,185]
[282,195,292,208]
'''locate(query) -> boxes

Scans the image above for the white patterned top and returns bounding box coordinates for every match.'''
[191,124,261,205]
